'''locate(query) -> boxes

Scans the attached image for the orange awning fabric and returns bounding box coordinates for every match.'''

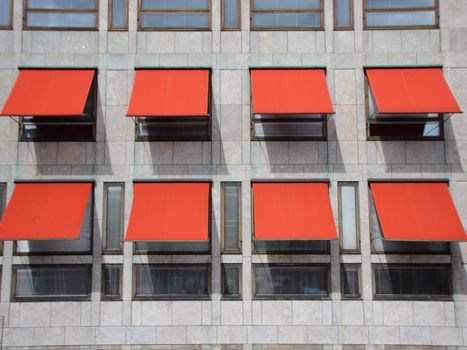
[0,69,95,117]
[0,183,92,240]
[125,182,210,241]
[250,69,334,114]
[370,182,466,241]
[366,68,462,114]
[252,182,337,240]
[127,69,210,117]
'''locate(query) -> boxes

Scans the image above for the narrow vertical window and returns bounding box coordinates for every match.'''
[222,0,240,30]
[0,0,12,29]
[338,182,359,252]
[341,264,360,298]
[222,183,241,253]
[104,183,124,253]
[222,264,242,299]
[0,183,5,218]
[334,0,353,29]
[109,0,128,30]
[102,264,123,300]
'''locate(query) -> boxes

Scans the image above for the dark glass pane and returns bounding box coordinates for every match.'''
[111,0,127,28]
[335,0,351,27]
[254,0,321,10]
[254,121,325,139]
[254,240,329,253]
[366,11,436,27]
[223,0,238,28]
[342,265,360,297]
[28,0,97,9]
[27,12,97,28]
[135,241,210,253]
[142,0,208,10]
[138,120,210,141]
[0,0,11,26]
[15,266,90,298]
[223,183,240,251]
[135,265,209,297]
[253,13,321,28]
[103,265,122,298]
[0,184,5,218]
[141,13,209,28]
[369,121,441,139]
[105,184,124,251]
[255,265,328,296]
[223,265,241,296]
[366,0,435,9]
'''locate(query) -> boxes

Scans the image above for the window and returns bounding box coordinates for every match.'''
[135,241,210,254]
[13,265,91,301]
[222,264,241,299]
[0,0,12,29]
[109,0,129,30]
[369,191,449,254]
[334,0,353,30]
[374,264,450,299]
[251,0,324,30]
[253,240,329,254]
[254,264,329,298]
[15,189,93,254]
[104,183,124,253]
[252,114,328,140]
[134,264,210,299]
[138,0,211,30]
[102,264,123,300]
[363,0,438,29]
[341,264,360,298]
[0,183,5,218]
[338,182,359,252]
[221,0,240,30]
[136,117,211,141]
[24,0,98,30]
[222,182,241,253]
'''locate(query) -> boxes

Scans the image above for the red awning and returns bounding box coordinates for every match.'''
[366,68,462,114]
[250,69,334,114]
[370,182,466,241]
[0,183,92,240]
[127,69,210,117]
[0,69,95,117]
[125,182,210,241]
[252,182,337,240]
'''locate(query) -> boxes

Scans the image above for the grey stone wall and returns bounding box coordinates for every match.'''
[0,0,466,348]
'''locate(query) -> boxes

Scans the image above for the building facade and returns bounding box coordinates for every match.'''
[0,0,466,348]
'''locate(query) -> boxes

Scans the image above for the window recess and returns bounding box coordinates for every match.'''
[102,264,123,300]
[24,0,98,30]
[334,0,353,30]
[365,68,462,141]
[251,0,324,31]
[342,264,361,299]
[222,264,242,299]
[221,0,240,30]
[363,0,439,30]
[109,0,129,30]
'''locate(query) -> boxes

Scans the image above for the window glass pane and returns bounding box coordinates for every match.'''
[222,265,241,297]
[103,265,122,298]
[138,120,210,141]
[366,11,435,27]
[135,241,210,253]
[254,0,321,10]
[135,265,209,297]
[111,0,127,28]
[0,184,5,218]
[375,266,449,297]
[17,194,93,253]
[366,0,435,9]
[223,183,240,251]
[223,0,238,28]
[254,240,329,253]
[105,184,124,251]
[254,121,324,139]
[335,0,351,27]
[342,264,360,297]
[255,265,328,297]
[142,0,208,10]
[28,0,97,9]
[253,13,321,28]
[0,0,11,26]
[141,13,209,28]
[15,266,90,299]
[339,183,358,251]
[27,12,97,28]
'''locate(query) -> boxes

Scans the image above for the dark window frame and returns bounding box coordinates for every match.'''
[18,68,98,143]
[221,0,241,31]
[341,263,361,299]
[132,263,211,300]
[0,183,6,256]
[372,263,452,301]
[137,0,212,31]
[250,0,325,31]
[221,263,242,299]
[23,0,99,31]
[364,71,445,141]
[13,181,95,256]
[12,264,92,302]
[221,182,242,254]
[333,0,354,30]
[253,263,331,300]
[103,182,125,254]
[102,264,123,301]
[338,182,360,254]
[108,0,129,31]
[0,0,13,30]
[363,0,439,30]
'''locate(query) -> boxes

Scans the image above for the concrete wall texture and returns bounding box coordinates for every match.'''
[0,0,466,348]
